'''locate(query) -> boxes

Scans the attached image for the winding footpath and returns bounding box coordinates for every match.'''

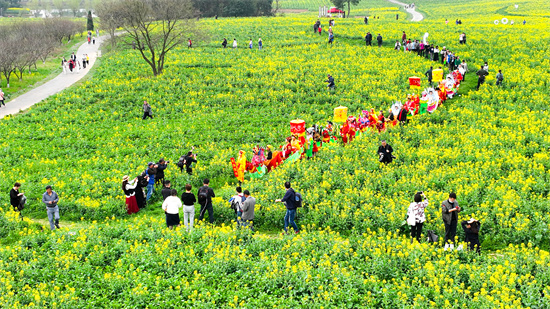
[387,0,424,22]
[0,34,110,119]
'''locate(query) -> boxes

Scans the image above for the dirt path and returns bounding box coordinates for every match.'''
[386,0,424,22]
[0,35,110,119]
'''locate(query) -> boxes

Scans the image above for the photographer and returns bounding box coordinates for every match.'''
[406,191,429,243]
[183,149,197,175]
[461,218,481,253]
[146,162,158,202]
[156,158,169,186]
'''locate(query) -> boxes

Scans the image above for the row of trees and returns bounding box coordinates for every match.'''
[0,18,83,87]
[192,0,273,17]
[25,0,95,17]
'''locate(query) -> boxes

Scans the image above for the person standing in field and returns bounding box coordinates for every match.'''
[258,38,263,50]
[233,38,238,49]
[407,192,428,243]
[241,190,256,231]
[222,38,228,48]
[476,65,488,90]
[161,180,172,200]
[402,31,406,44]
[377,33,383,47]
[275,181,299,234]
[188,38,192,48]
[135,172,148,209]
[183,150,197,175]
[198,178,216,224]
[155,158,169,186]
[10,182,25,217]
[181,184,196,231]
[146,162,157,201]
[42,185,60,230]
[365,32,372,46]
[122,175,140,214]
[441,192,461,250]
[162,189,182,229]
[249,39,253,49]
[425,66,433,86]
[496,69,504,86]
[377,140,394,164]
[142,101,153,119]
[230,186,245,225]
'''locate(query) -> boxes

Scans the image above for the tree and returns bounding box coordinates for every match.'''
[87,10,94,31]
[98,0,196,76]
[96,0,122,47]
[330,0,361,18]
[67,0,82,17]
[52,0,65,16]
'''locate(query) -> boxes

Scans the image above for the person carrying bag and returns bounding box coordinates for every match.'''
[407,191,429,243]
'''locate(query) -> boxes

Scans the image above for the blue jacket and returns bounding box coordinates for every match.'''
[146,168,156,185]
[281,189,296,210]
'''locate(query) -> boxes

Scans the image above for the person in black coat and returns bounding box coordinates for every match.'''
[135,172,149,209]
[377,140,394,164]
[161,180,172,200]
[397,105,408,125]
[462,218,481,253]
[155,158,169,186]
[184,151,197,175]
[376,34,383,47]
[10,182,24,212]
[365,32,372,46]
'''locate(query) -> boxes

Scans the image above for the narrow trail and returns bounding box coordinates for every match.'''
[387,0,424,22]
[0,34,110,119]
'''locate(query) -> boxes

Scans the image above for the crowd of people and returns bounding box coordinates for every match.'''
[407,191,481,252]
[221,38,263,50]
[7,16,499,249]
[61,52,90,74]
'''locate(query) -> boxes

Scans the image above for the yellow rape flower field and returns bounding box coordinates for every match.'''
[1,0,550,307]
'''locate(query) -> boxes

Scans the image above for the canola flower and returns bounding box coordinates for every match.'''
[0,2,549,306]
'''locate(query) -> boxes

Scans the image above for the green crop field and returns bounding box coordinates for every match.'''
[1,0,550,307]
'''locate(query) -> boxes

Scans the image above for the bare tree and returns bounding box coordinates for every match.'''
[0,38,18,88]
[99,0,197,76]
[96,0,122,47]
[67,0,83,17]
[0,18,84,87]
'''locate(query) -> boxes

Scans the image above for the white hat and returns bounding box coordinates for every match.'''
[467,218,476,224]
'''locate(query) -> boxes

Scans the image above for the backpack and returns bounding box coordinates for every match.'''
[18,195,27,211]
[176,156,185,168]
[427,230,438,243]
[198,187,209,203]
[230,195,245,210]
[294,190,303,208]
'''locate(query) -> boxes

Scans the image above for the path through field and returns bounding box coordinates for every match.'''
[0,35,110,119]
[387,0,424,21]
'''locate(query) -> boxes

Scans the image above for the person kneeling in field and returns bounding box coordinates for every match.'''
[325,74,335,90]
[462,218,481,253]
